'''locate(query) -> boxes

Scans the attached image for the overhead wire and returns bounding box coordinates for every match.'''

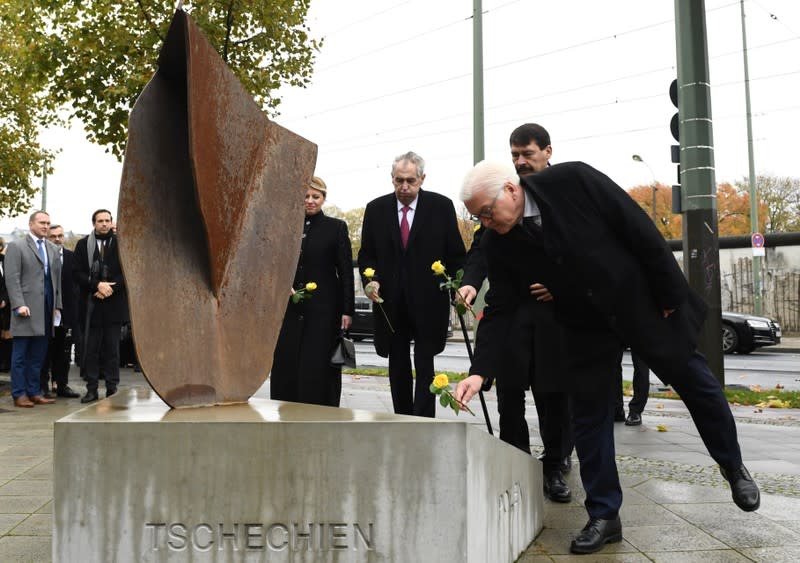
[292,0,796,179]
[287,0,789,129]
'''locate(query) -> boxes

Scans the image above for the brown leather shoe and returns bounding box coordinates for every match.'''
[30,395,56,405]
[14,396,35,408]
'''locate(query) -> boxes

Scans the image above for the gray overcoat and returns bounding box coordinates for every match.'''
[4,235,62,337]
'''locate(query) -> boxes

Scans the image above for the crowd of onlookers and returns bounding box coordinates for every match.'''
[4,209,130,408]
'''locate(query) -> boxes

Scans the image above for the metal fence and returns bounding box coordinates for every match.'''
[722,257,800,332]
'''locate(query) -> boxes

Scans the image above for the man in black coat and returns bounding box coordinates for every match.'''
[39,224,80,398]
[73,209,129,403]
[358,151,466,417]
[458,123,573,503]
[455,160,760,554]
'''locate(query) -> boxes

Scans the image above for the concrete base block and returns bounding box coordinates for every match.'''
[54,389,543,562]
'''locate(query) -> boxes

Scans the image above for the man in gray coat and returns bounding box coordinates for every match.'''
[5,211,62,408]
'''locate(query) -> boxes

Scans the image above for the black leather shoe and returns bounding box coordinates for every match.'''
[613,408,626,422]
[57,386,80,398]
[625,412,642,426]
[720,464,760,511]
[543,470,572,503]
[570,516,623,554]
[106,389,117,398]
[80,392,99,404]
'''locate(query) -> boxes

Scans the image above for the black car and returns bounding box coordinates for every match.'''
[349,296,374,341]
[349,295,454,341]
[721,311,781,354]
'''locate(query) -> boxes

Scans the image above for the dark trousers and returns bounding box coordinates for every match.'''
[615,349,650,415]
[628,352,650,414]
[668,351,742,471]
[40,325,71,391]
[387,299,435,417]
[497,300,573,464]
[0,337,12,371]
[84,324,121,394]
[11,336,49,399]
[533,390,573,471]
[571,382,622,520]
[497,387,573,468]
[573,350,742,520]
[497,387,531,454]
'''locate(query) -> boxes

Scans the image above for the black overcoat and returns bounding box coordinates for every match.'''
[358,189,466,357]
[271,212,355,407]
[472,162,706,390]
[60,248,79,329]
[73,234,129,327]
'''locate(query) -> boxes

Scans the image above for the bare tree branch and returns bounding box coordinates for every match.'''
[222,0,235,62]
[233,31,265,46]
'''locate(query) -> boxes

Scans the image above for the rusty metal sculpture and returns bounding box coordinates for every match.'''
[117,9,317,408]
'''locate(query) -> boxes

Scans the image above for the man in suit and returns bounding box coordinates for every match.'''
[455,160,760,554]
[73,209,129,403]
[358,151,466,417]
[458,123,573,503]
[39,224,80,398]
[5,211,62,408]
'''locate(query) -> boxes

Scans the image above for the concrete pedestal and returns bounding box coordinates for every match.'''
[54,389,543,562]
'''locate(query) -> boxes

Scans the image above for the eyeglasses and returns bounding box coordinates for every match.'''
[468,188,503,222]
[392,176,420,186]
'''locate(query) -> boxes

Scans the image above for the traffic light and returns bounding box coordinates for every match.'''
[670,79,682,213]
[669,79,679,143]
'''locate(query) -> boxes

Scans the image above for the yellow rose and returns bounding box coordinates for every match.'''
[473,224,481,232]
[431,260,446,275]
[305,282,317,291]
[433,373,449,389]
[363,267,375,279]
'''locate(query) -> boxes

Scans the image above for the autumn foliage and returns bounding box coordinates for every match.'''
[626,180,784,239]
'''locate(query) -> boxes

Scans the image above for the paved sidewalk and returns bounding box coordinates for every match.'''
[2,368,800,561]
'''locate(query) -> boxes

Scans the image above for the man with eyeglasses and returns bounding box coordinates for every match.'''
[458,123,573,505]
[358,151,465,417]
[39,225,81,399]
[454,159,760,554]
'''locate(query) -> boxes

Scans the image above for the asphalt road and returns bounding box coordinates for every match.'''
[353,340,800,391]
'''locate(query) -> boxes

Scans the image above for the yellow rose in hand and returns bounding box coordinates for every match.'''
[305,282,317,291]
[433,373,449,389]
[431,260,446,275]
[363,267,375,279]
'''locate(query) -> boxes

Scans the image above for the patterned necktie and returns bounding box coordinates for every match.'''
[36,239,47,274]
[400,206,410,248]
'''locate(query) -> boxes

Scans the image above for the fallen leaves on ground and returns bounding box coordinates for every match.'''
[656,424,668,432]
[756,398,791,409]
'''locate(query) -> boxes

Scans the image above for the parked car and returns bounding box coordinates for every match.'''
[348,295,454,341]
[349,296,374,341]
[721,311,781,354]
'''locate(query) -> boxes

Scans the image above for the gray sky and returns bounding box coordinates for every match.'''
[4,0,798,233]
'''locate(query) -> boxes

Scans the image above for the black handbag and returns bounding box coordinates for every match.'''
[330,330,356,369]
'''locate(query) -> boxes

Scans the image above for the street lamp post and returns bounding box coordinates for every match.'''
[632,154,657,224]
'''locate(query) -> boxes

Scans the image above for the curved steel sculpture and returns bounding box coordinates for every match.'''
[117,9,317,408]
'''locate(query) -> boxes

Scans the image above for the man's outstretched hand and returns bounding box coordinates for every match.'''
[454,374,485,407]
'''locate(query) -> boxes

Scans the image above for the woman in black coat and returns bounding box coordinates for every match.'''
[270,176,355,407]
